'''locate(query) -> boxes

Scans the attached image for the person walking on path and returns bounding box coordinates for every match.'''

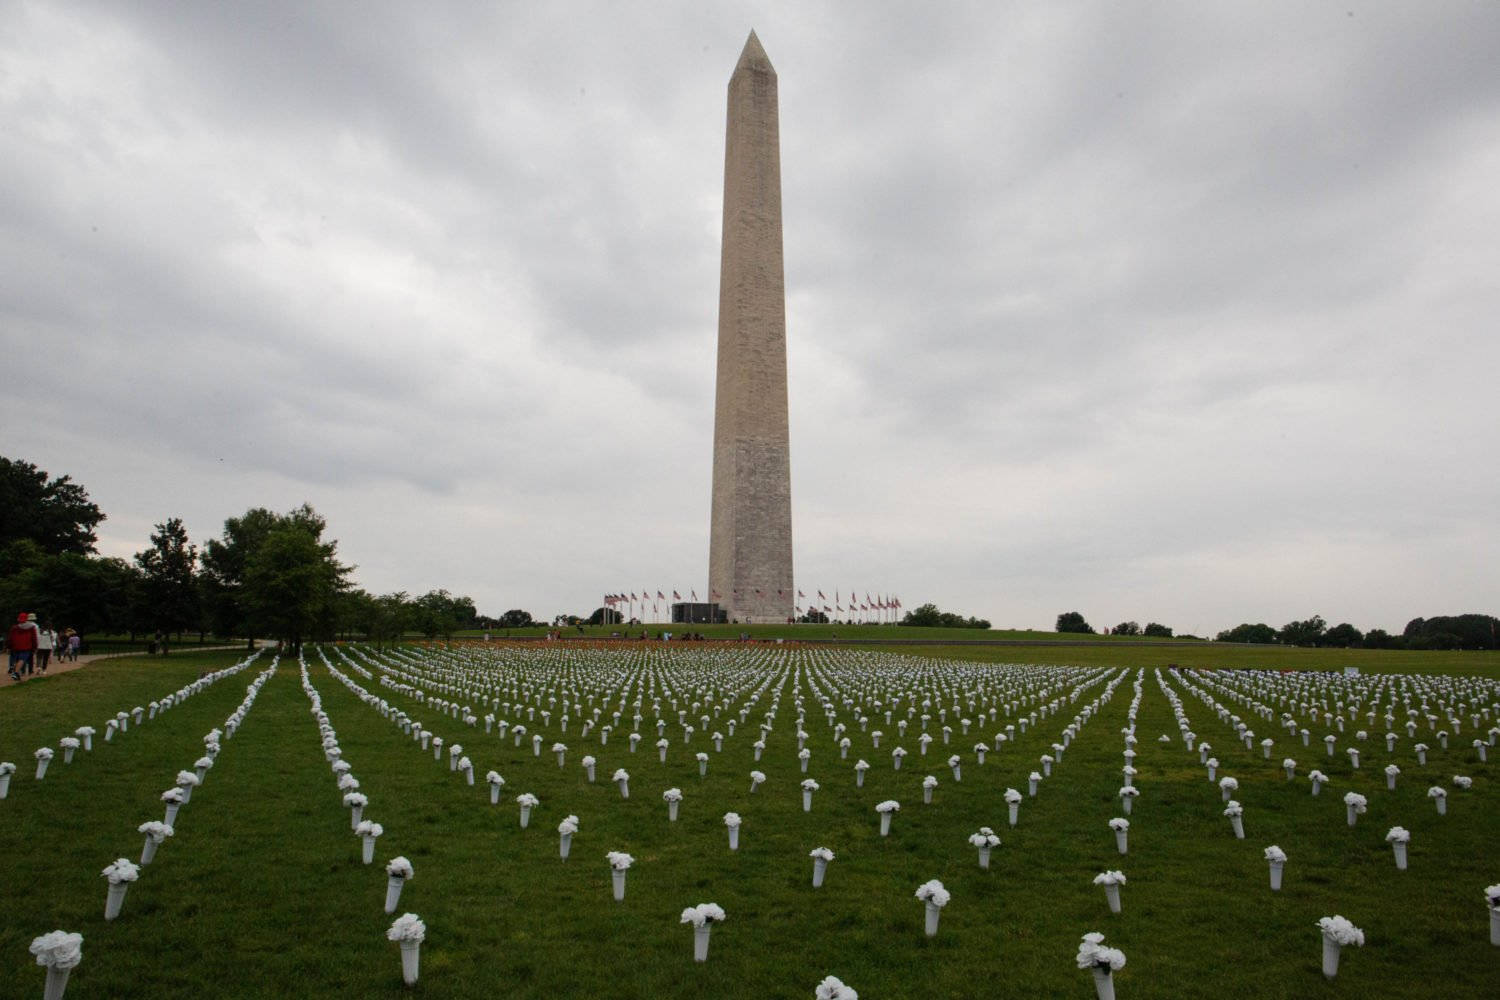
[65,628,80,661]
[7,612,39,680]
[36,620,55,673]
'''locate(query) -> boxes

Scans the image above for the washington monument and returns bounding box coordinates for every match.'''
[708,31,794,624]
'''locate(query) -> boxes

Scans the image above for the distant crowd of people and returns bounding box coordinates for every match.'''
[6,612,81,681]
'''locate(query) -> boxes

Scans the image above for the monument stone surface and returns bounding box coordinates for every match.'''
[708,31,794,624]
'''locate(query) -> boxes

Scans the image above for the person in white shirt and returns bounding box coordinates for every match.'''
[36,621,55,672]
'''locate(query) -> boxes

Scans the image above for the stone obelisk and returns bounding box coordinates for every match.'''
[708,30,794,625]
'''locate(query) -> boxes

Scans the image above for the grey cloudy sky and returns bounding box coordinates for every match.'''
[3,1,1496,634]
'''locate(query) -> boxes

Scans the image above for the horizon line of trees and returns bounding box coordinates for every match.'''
[1056,610,1499,650]
[0,456,518,651]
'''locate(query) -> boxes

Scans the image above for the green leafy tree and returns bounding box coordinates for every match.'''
[1362,628,1399,649]
[1278,615,1327,647]
[1055,611,1095,634]
[1143,622,1173,638]
[1111,621,1141,636]
[588,607,624,626]
[1403,614,1498,650]
[799,609,830,624]
[134,517,199,637]
[1322,622,1364,648]
[202,504,348,651]
[0,457,106,556]
[900,603,990,629]
[1215,622,1278,643]
[497,609,535,628]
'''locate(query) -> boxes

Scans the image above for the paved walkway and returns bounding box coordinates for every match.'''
[7,645,246,683]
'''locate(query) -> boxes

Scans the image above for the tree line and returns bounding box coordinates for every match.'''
[0,456,520,650]
[1055,610,1499,650]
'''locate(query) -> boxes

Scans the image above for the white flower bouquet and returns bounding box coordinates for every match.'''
[607,851,634,900]
[1118,785,1139,815]
[875,799,901,836]
[1317,915,1364,978]
[59,737,80,765]
[1223,800,1245,839]
[355,820,384,864]
[1093,870,1126,913]
[1343,791,1367,827]
[1385,826,1411,870]
[656,737,670,763]
[1265,844,1287,890]
[914,879,950,936]
[681,903,726,961]
[30,930,83,1000]
[854,759,869,787]
[558,814,579,859]
[1282,758,1297,780]
[1028,771,1042,797]
[1218,775,1238,801]
[815,974,858,999]
[724,811,742,849]
[1453,775,1473,790]
[1308,769,1327,796]
[552,742,568,767]
[102,858,140,920]
[969,827,1000,868]
[892,747,907,771]
[947,754,962,781]
[387,912,426,985]
[1428,785,1447,815]
[799,747,812,773]
[76,726,96,752]
[385,856,414,913]
[613,768,630,798]
[801,778,820,812]
[161,787,185,825]
[1077,932,1126,1000]
[34,747,54,781]
[663,786,683,821]
[582,755,597,782]
[1109,817,1130,855]
[810,846,834,887]
[486,771,505,804]
[516,792,539,827]
[457,756,474,785]
[750,769,767,793]
[137,821,173,865]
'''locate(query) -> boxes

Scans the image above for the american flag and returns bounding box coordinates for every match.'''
[672,591,681,600]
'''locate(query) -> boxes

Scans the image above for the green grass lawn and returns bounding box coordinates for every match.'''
[0,645,1495,998]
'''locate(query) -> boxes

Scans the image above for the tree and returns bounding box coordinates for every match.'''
[1362,628,1399,649]
[900,603,991,629]
[1278,615,1327,647]
[134,517,199,637]
[497,609,535,629]
[1056,611,1095,634]
[412,590,474,638]
[1111,621,1141,636]
[1143,622,1173,638]
[0,457,106,555]
[1403,613,1499,650]
[1215,622,1277,644]
[202,504,349,651]
[903,603,943,627]
[799,609,829,624]
[1322,622,1364,648]
[588,606,624,626]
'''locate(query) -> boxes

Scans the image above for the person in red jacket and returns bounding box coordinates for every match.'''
[8,612,39,680]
